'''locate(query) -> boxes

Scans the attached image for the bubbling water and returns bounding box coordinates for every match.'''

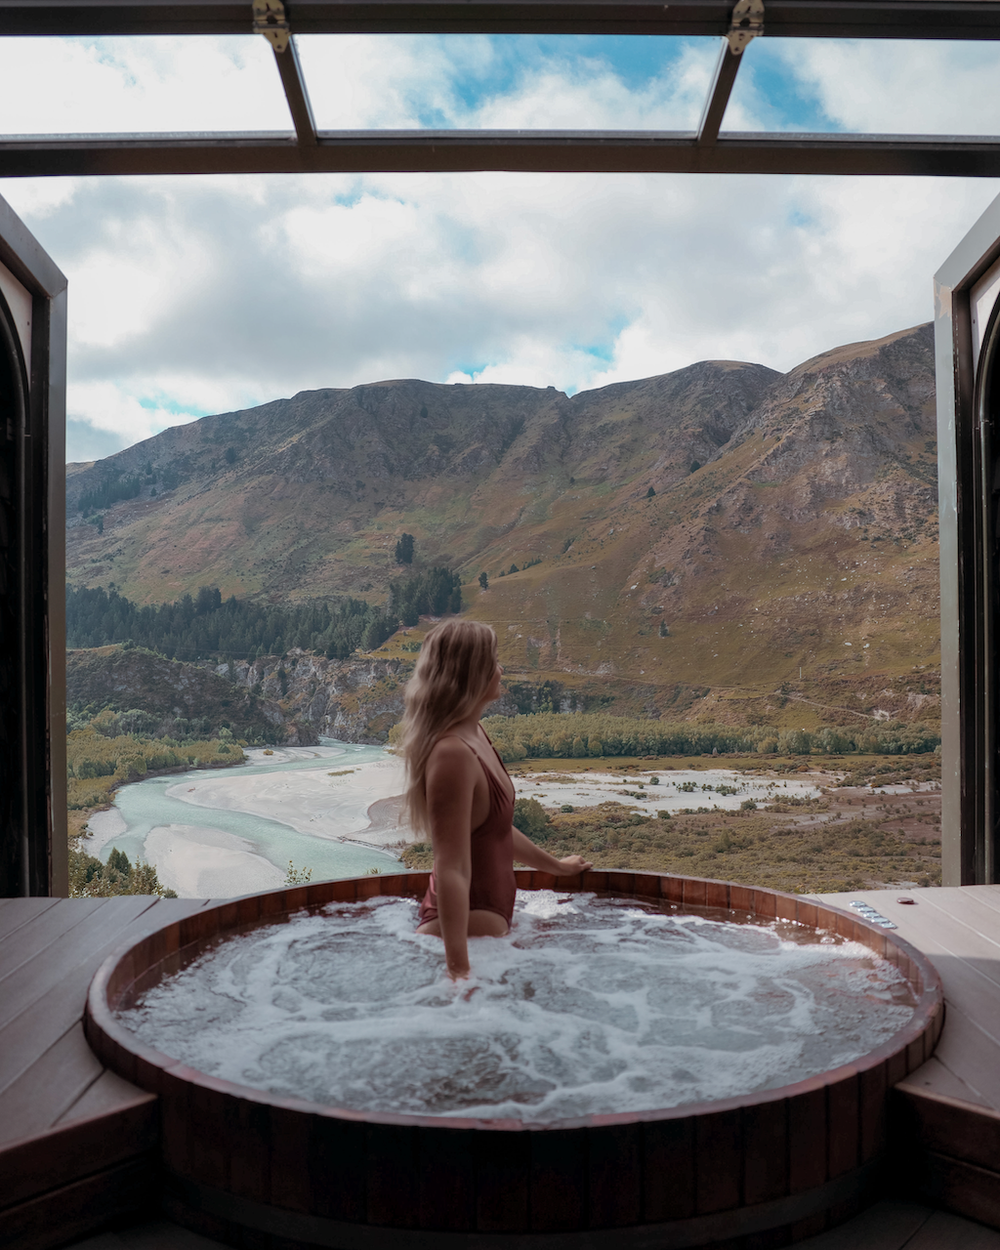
[118,891,916,1123]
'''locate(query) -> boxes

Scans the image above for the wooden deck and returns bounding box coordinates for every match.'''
[4,885,1000,1249]
[0,896,214,1250]
[814,885,1000,1233]
[62,1200,1000,1250]
[818,885,1000,1114]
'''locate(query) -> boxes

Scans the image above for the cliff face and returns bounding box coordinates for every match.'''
[66,647,304,742]
[225,652,409,743]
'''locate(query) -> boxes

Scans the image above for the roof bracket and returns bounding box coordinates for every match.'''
[253,0,291,53]
[727,0,764,54]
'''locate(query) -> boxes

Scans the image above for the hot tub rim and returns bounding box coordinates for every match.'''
[85,870,943,1133]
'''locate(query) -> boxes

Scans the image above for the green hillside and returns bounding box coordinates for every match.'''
[66,324,940,726]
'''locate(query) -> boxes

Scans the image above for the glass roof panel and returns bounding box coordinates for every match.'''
[724,38,1000,136]
[0,37,291,135]
[296,35,717,131]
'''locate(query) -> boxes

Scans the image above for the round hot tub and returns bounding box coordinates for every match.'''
[85,870,943,1249]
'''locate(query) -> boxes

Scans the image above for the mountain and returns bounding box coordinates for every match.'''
[66,324,940,728]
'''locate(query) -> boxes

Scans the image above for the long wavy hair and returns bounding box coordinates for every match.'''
[400,620,498,836]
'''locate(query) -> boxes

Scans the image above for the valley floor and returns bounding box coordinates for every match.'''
[80,747,942,898]
[419,752,943,894]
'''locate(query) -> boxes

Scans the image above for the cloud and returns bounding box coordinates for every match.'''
[1,33,998,459]
[0,35,289,133]
[66,379,204,445]
[773,39,1000,135]
[66,418,136,464]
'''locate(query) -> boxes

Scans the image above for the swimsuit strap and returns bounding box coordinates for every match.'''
[439,732,513,801]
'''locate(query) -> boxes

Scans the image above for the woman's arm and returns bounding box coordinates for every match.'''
[425,738,480,979]
[511,827,592,876]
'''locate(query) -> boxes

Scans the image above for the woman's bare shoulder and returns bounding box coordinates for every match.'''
[426,736,481,793]
[428,735,477,767]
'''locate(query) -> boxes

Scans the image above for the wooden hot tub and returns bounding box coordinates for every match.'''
[85,870,944,1249]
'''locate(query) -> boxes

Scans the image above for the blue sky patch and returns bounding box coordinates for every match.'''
[726,40,840,133]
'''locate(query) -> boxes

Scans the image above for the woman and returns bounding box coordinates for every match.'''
[401,620,592,980]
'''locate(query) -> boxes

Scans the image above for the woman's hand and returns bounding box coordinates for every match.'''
[511,828,592,876]
[554,854,593,875]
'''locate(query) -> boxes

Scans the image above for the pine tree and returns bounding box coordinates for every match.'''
[395,533,415,564]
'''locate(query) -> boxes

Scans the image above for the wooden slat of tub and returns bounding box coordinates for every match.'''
[528,1126,588,1232]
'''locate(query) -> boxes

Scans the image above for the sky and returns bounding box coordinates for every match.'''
[0,32,999,462]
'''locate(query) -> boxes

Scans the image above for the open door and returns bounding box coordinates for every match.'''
[935,192,1000,886]
[0,194,67,897]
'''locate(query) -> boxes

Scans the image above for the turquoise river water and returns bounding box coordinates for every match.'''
[100,739,397,881]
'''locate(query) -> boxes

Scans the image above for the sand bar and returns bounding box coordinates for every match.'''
[514,767,822,813]
[165,756,410,847]
[83,806,127,856]
[146,824,286,898]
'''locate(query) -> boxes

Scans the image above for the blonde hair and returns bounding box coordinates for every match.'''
[400,620,498,835]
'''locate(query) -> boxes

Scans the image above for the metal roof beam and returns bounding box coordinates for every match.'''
[698,42,743,146]
[271,39,319,145]
[254,1,319,145]
[2,0,1000,39]
[3,129,1000,177]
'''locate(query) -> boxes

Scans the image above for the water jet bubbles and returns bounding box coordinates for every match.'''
[118,891,917,1123]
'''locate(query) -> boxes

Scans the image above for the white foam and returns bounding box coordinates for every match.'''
[118,891,916,1123]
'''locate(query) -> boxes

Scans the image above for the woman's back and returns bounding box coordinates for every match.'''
[418,732,516,927]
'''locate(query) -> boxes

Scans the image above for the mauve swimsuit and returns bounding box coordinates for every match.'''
[417,732,517,929]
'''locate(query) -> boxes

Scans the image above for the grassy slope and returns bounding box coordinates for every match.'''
[66,325,940,727]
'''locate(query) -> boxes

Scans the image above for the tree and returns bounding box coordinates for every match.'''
[224,446,237,465]
[107,847,131,876]
[508,563,519,574]
[513,797,550,842]
[646,486,656,498]
[395,533,415,564]
[478,571,489,590]
[690,460,701,473]
[659,621,669,637]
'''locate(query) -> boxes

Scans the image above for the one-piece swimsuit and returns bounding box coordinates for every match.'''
[417,731,516,928]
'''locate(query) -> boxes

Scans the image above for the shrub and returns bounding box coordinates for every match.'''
[513,797,550,842]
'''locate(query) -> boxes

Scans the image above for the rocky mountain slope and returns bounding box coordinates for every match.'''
[66,324,940,728]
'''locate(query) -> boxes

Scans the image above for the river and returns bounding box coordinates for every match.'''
[85,739,404,898]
